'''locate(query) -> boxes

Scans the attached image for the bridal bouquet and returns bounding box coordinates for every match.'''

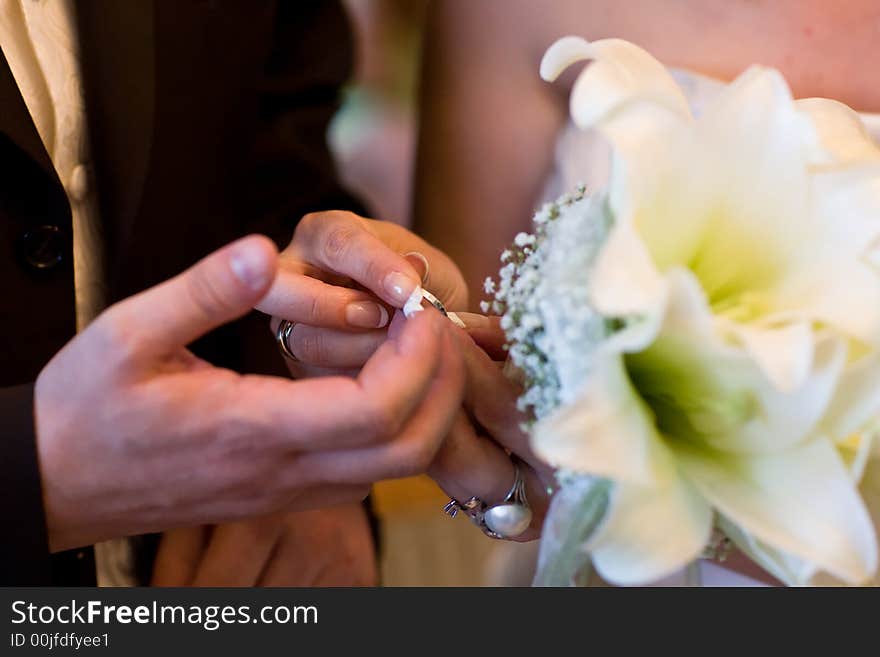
[487,37,880,586]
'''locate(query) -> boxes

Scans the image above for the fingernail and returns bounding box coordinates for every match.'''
[403,251,430,283]
[230,239,271,290]
[345,301,389,329]
[383,271,420,306]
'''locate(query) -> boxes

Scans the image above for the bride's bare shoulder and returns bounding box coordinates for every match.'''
[426,0,880,111]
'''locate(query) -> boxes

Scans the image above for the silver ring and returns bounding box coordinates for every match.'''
[412,288,466,328]
[275,319,298,361]
[420,288,449,317]
[443,462,532,540]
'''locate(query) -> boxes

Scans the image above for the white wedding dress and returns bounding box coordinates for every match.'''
[486,68,880,587]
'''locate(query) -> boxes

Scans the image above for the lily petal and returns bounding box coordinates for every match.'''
[539,36,690,127]
[675,439,878,584]
[721,321,814,393]
[677,68,816,311]
[716,515,818,586]
[539,36,595,82]
[590,466,712,585]
[532,354,667,485]
[541,36,695,228]
[774,166,880,346]
[628,302,847,455]
[811,446,880,585]
[822,351,880,442]
[797,97,880,168]
[589,217,666,318]
[853,454,880,585]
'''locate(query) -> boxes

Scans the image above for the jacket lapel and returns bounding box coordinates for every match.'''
[0,46,56,180]
[74,0,155,251]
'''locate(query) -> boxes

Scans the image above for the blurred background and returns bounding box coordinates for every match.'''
[330,0,532,586]
[330,0,425,229]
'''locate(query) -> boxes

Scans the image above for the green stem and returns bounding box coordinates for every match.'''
[533,479,611,587]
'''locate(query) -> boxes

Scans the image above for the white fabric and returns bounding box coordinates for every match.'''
[0,0,131,587]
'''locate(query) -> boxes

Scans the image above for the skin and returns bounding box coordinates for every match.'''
[414,0,880,298]
[146,212,551,586]
[148,1,880,585]
[35,233,465,556]
[412,0,880,583]
[151,504,378,587]
[257,213,555,539]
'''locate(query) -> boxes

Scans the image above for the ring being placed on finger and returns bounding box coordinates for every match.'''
[275,319,299,362]
[403,287,466,328]
[443,462,532,540]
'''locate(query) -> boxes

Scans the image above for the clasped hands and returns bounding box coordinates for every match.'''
[257,212,554,539]
[34,211,552,585]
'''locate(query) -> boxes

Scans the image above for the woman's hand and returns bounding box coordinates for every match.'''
[427,314,555,541]
[256,210,468,377]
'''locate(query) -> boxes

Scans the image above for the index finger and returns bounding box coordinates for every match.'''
[256,264,391,330]
[293,211,423,309]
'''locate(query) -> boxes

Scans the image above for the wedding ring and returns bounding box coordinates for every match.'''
[275,319,298,361]
[443,462,533,540]
[405,288,466,328]
[421,288,449,316]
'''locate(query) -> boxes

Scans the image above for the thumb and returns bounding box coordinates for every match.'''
[108,235,278,355]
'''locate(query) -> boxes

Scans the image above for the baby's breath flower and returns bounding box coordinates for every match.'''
[482,185,611,423]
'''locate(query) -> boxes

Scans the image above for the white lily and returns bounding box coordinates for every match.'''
[534,37,880,585]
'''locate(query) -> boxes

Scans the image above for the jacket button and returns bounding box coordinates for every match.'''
[19,225,66,270]
[68,164,90,202]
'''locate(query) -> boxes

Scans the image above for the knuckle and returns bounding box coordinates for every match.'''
[210,396,273,457]
[91,310,139,363]
[326,209,359,225]
[408,439,438,474]
[184,266,229,322]
[293,329,329,366]
[390,446,432,479]
[295,212,320,239]
[362,402,403,442]
[321,223,359,265]
[306,293,325,324]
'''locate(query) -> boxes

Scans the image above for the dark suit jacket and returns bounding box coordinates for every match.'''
[0,0,360,586]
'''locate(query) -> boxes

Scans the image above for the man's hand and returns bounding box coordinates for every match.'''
[36,235,464,552]
[256,211,468,376]
[151,504,378,586]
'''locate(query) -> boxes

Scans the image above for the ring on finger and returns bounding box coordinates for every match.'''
[276,319,299,362]
[443,461,532,539]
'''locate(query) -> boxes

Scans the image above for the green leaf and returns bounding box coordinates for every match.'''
[533,477,612,586]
